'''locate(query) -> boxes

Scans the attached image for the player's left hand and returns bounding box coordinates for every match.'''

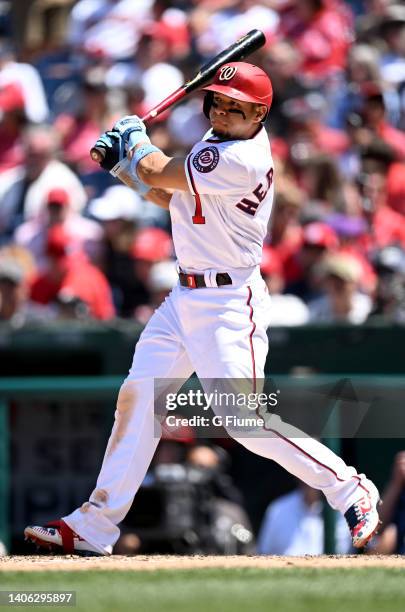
[93,130,125,171]
[112,115,150,152]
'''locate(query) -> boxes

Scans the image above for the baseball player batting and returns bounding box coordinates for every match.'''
[25,62,381,555]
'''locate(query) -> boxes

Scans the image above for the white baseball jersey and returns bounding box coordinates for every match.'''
[170,125,274,271]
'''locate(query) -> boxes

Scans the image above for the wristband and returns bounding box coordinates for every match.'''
[131,144,161,179]
[127,130,150,151]
[110,158,150,195]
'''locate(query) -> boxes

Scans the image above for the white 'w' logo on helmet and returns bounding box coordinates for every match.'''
[219,66,238,81]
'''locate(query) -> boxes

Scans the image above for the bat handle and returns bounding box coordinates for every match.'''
[90,146,106,163]
[141,86,185,123]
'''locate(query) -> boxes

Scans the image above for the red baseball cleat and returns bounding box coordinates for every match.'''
[344,485,381,548]
[24,520,110,556]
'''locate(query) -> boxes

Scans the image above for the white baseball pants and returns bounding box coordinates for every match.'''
[63,268,377,554]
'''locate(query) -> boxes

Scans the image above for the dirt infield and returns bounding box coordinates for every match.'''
[1,555,405,572]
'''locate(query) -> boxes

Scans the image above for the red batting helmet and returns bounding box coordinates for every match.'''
[202,62,273,119]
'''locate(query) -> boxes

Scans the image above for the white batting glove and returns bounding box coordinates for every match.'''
[112,115,150,152]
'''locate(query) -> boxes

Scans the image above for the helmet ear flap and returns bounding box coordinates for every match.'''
[203,91,213,118]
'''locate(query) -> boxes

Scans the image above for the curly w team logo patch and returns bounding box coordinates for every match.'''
[192,146,219,173]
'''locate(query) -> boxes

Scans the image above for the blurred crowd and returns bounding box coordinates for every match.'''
[0,0,405,326]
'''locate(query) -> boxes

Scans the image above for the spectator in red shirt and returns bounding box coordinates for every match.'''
[386,162,405,215]
[30,226,115,320]
[54,71,111,175]
[131,226,174,287]
[88,185,151,317]
[263,41,309,138]
[284,221,339,301]
[367,199,405,249]
[356,143,405,251]
[361,86,405,161]
[261,246,310,325]
[14,187,103,271]
[268,175,304,266]
[279,0,353,82]
[297,153,344,213]
[133,260,179,325]
[0,83,26,172]
[0,124,87,238]
[131,227,174,321]
[284,94,350,157]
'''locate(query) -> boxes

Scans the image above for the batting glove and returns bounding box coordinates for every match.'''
[112,115,150,152]
[93,131,125,171]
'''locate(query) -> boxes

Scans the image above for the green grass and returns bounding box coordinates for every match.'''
[0,568,404,612]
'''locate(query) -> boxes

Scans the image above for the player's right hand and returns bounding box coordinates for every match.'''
[112,115,150,152]
[93,131,125,171]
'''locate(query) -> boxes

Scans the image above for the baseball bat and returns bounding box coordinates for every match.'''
[90,29,266,163]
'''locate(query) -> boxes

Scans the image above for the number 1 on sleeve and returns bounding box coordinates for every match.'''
[192,193,205,224]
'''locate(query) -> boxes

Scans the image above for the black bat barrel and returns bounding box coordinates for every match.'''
[184,30,266,94]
